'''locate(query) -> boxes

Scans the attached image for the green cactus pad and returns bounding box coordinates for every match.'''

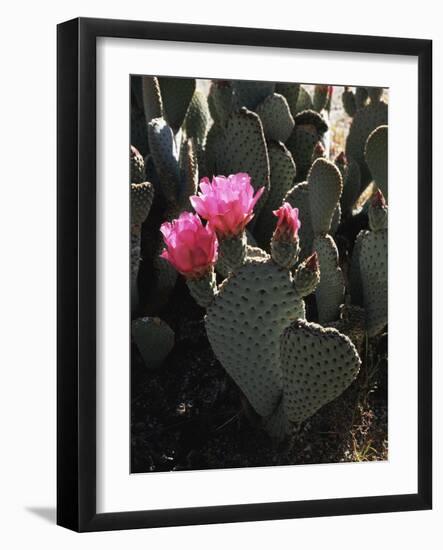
[314,234,345,323]
[186,270,217,308]
[153,252,178,305]
[141,76,163,124]
[325,304,366,354]
[280,319,361,425]
[271,236,300,269]
[359,229,388,337]
[294,254,320,297]
[330,203,342,235]
[131,231,142,286]
[284,182,314,259]
[208,81,235,126]
[216,108,270,214]
[131,109,149,158]
[313,85,329,112]
[365,125,388,200]
[130,145,145,183]
[275,83,300,118]
[286,126,318,182]
[216,232,248,277]
[205,258,304,417]
[147,117,180,203]
[346,100,388,186]
[341,158,362,214]
[308,158,343,235]
[255,93,294,143]
[132,316,175,369]
[232,80,275,110]
[293,110,329,134]
[158,77,195,133]
[184,90,211,147]
[178,138,198,210]
[342,88,357,117]
[255,141,296,248]
[131,182,154,226]
[349,229,368,306]
[203,122,223,178]
[295,86,313,112]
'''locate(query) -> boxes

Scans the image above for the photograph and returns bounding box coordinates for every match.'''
[129,76,389,474]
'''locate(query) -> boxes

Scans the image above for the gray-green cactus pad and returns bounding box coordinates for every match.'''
[232,80,275,110]
[132,316,175,369]
[186,270,217,308]
[208,81,235,126]
[184,90,211,147]
[157,77,195,133]
[308,158,343,235]
[178,138,198,209]
[215,108,270,213]
[313,85,329,112]
[280,319,361,424]
[205,258,305,417]
[365,125,388,200]
[255,93,294,143]
[147,117,180,203]
[285,182,314,259]
[141,76,163,125]
[131,182,154,225]
[217,232,247,277]
[346,100,388,186]
[255,141,296,248]
[314,235,345,323]
[349,229,369,306]
[342,88,356,118]
[286,126,318,183]
[275,83,300,118]
[130,145,145,183]
[341,158,362,214]
[131,110,149,158]
[359,229,388,337]
[295,86,313,112]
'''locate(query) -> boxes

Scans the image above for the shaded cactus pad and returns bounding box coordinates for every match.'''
[280,319,361,425]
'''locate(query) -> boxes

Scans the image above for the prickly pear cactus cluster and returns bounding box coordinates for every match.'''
[129,77,389,446]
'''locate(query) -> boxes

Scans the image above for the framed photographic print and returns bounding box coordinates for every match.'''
[57,17,432,532]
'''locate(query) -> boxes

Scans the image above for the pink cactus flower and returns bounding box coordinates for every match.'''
[190,173,265,238]
[160,212,218,279]
[273,202,301,240]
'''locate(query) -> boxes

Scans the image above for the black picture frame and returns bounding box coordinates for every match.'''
[57,17,432,532]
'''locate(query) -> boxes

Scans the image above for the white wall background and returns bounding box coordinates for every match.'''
[0,1,440,547]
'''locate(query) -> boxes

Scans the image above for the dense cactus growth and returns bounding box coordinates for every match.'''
[130,78,389,461]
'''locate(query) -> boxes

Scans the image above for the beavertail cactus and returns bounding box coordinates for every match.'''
[365,125,388,200]
[131,181,154,306]
[346,91,388,188]
[132,316,175,369]
[358,191,388,336]
[271,203,301,268]
[279,319,361,426]
[161,172,362,439]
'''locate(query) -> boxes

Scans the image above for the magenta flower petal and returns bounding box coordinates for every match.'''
[273,202,301,240]
[190,172,264,237]
[159,212,218,278]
